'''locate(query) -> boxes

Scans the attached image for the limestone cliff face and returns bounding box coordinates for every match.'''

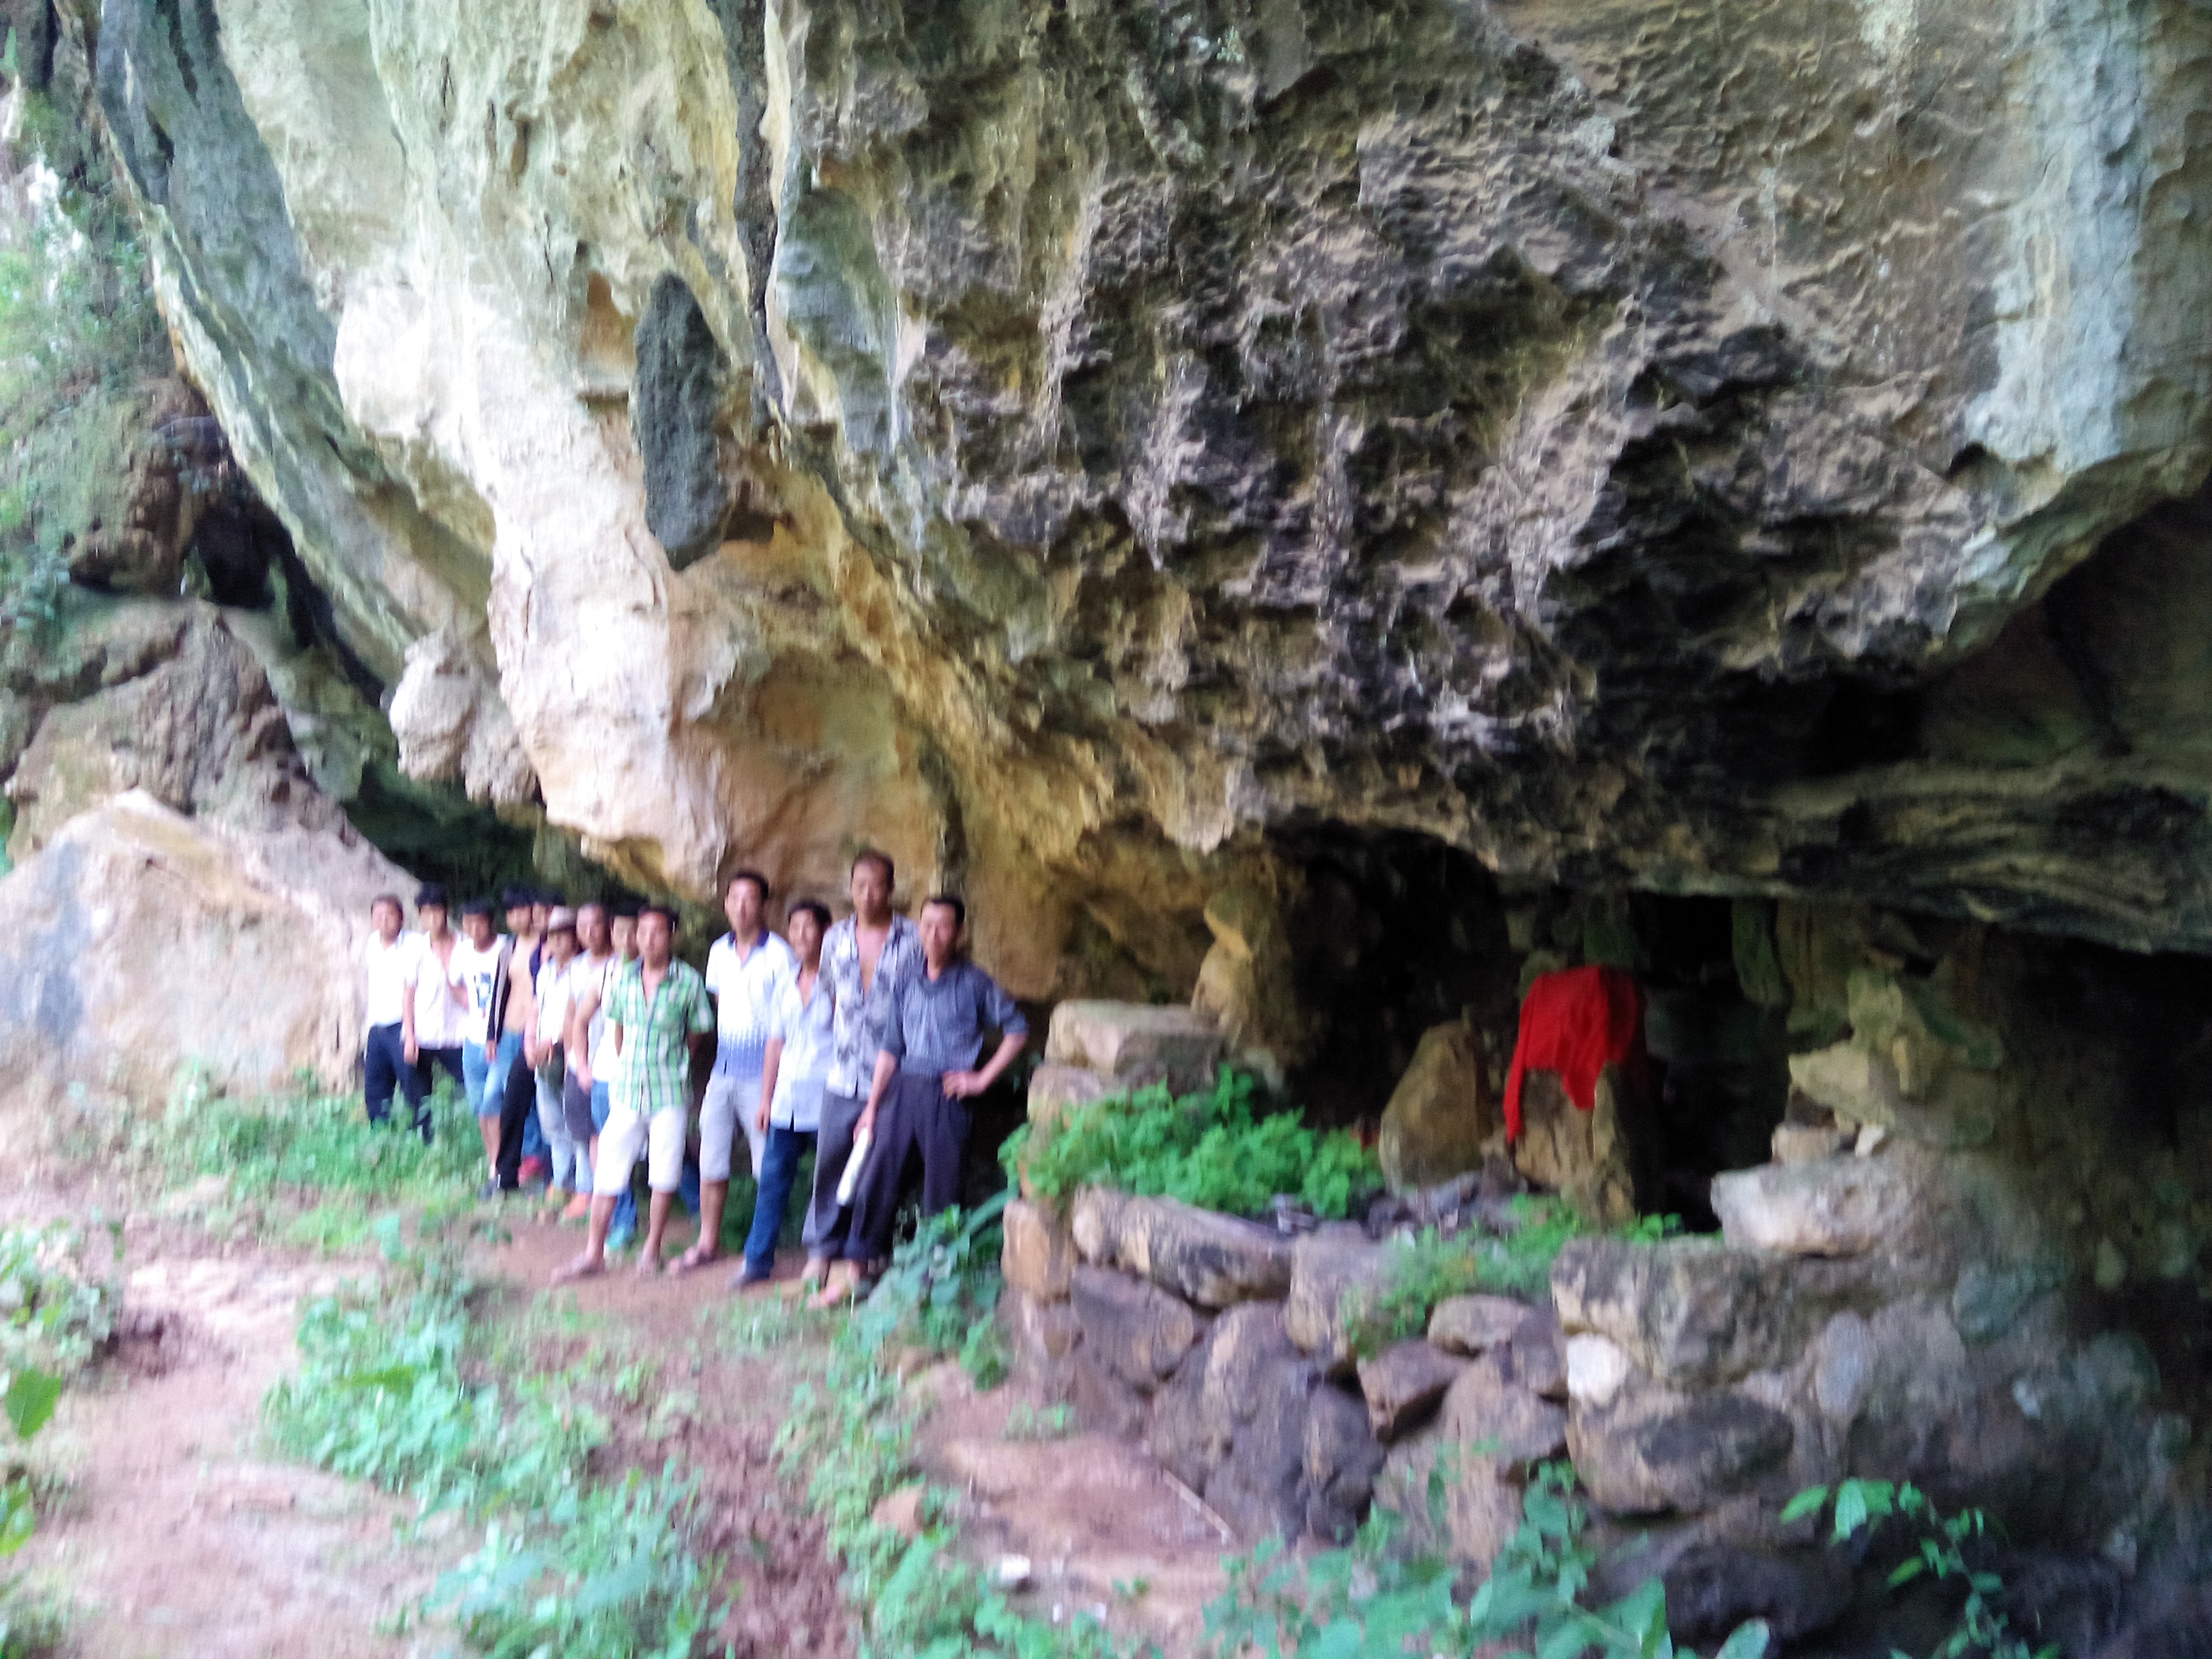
[84,0,2212,986]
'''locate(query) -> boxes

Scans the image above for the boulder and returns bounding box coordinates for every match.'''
[1711,1152,1918,1257]
[1147,1300,1316,1542]
[1067,1265,1205,1393]
[6,601,342,861]
[1071,1188,1294,1307]
[1284,1227,1395,1378]
[1191,884,1305,1066]
[1072,1347,1150,1441]
[1569,1376,1795,1516]
[998,1286,1081,1399]
[1045,1002,1224,1094]
[1662,1544,1854,1647]
[1001,1198,1076,1300]
[1377,1020,1498,1193]
[1198,1303,1316,1542]
[1771,1123,1853,1166]
[1511,1067,1645,1227]
[1551,1236,1877,1389]
[1375,1357,1568,1570]
[0,790,408,1103]
[1305,1383,1385,1544]
[1429,1292,1537,1356]
[1147,1328,1227,1492]
[1357,1340,1467,1441]
[1025,1063,1113,1128]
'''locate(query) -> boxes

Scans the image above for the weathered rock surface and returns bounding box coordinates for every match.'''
[1377,1020,1496,1193]
[1356,1340,1466,1442]
[1001,1199,1077,1302]
[1304,1382,1385,1544]
[1710,1153,1917,1258]
[85,0,2212,972]
[1552,1236,1879,1389]
[1147,1300,1315,1542]
[0,789,407,1103]
[1569,1374,1795,1517]
[1375,1356,1568,1568]
[1071,1187,1293,1307]
[1046,1004,1224,1094]
[1068,1265,1205,1393]
[1284,1227,1393,1378]
[1511,1067,1645,1226]
[5,600,342,861]
[998,1286,1082,1401]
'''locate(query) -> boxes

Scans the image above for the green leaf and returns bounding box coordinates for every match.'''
[1887,1558,1926,1588]
[1779,1487,1828,1525]
[4,1367,60,1441]
[1832,1481,1870,1540]
[1715,1620,1771,1659]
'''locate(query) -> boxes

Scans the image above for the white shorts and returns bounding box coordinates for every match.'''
[593,1103,686,1196]
[700,1071,765,1183]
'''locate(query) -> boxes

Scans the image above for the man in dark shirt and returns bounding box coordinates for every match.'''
[844,894,1027,1276]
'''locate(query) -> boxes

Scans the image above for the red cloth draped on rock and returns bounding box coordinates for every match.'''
[1504,964,1651,1142]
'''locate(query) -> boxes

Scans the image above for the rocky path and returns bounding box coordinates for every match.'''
[0,1175,1225,1658]
[18,1246,446,1659]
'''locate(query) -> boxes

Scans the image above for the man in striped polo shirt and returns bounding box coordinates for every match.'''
[552,902,714,1282]
[676,869,796,1275]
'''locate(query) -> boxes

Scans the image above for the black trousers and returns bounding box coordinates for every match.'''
[847,1071,970,1263]
[494,1038,536,1188]
[365,1023,429,1137]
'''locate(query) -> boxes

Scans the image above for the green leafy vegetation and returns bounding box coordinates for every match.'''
[0,1223,120,1376]
[0,56,171,636]
[102,1067,487,1253]
[1784,1479,2057,1659]
[775,1196,1140,1657]
[1000,1069,1380,1221]
[0,1224,78,1659]
[1206,1462,1767,1659]
[264,1216,720,1658]
[1347,1201,1675,1357]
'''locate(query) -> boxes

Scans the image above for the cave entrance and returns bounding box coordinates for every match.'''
[1627,894,1795,1231]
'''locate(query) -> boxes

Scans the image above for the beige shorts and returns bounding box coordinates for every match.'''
[592,1103,686,1196]
[699,1072,766,1183]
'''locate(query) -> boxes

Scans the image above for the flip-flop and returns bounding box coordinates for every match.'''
[550,1256,605,1287]
[667,1246,720,1278]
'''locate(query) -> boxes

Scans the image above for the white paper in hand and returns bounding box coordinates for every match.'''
[836,1127,873,1206]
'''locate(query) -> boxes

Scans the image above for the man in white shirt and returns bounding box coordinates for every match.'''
[361,893,425,1130]
[678,870,796,1275]
[528,907,588,1210]
[734,897,835,1289]
[408,883,471,1137]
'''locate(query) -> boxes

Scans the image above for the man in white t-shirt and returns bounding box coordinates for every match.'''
[361,893,426,1130]
[408,883,471,1136]
[676,870,796,1275]
[569,904,642,1244]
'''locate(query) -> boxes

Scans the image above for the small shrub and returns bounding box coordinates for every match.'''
[1786,1479,2058,1659]
[1348,1201,1675,1357]
[1206,1462,1768,1659]
[1002,1069,1380,1221]
[0,1223,120,1376]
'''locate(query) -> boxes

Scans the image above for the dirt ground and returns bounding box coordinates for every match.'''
[0,1172,1225,1658]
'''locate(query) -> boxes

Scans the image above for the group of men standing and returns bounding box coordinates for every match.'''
[358,850,1028,1306]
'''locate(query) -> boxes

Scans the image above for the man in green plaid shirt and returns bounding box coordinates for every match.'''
[553,904,713,1282]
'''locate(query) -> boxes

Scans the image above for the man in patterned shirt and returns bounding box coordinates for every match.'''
[803,848,923,1305]
[552,903,714,1283]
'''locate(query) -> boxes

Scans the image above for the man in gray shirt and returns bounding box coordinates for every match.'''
[846,893,1027,1269]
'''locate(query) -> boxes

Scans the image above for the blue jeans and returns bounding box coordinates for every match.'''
[535,1065,583,1193]
[464,1033,523,1120]
[743,1125,815,1276]
[590,1082,700,1236]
